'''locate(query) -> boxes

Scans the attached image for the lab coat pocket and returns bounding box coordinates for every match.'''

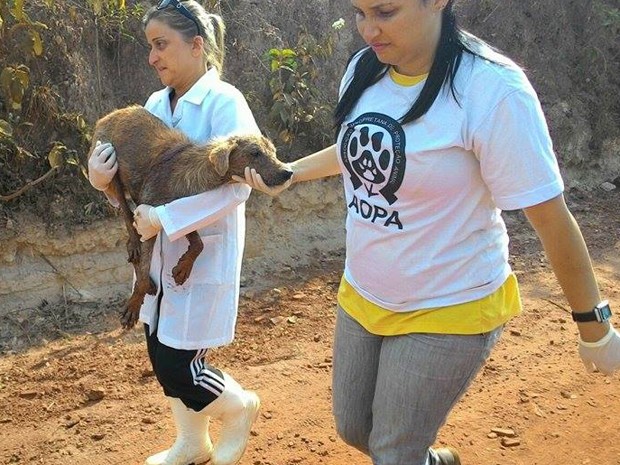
[187,233,225,285]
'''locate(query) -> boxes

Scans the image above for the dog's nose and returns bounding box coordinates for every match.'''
[267,169,293,187]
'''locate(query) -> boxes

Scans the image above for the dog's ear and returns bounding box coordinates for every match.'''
[209,139,236,176]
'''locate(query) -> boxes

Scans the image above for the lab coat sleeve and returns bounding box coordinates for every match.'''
[154,183,251,242]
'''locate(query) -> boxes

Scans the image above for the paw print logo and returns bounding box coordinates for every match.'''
[349,126,391,195]
[340,113,406,205]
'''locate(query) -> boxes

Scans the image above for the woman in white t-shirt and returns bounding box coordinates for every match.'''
[237,0,620,464]
[87,2,264,465]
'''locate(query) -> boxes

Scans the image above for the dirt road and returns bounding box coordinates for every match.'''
[1,190,619,465]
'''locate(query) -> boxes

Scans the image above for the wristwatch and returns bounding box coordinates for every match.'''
[571,300,612,323]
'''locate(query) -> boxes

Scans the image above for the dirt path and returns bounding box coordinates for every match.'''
[1,191,619,465]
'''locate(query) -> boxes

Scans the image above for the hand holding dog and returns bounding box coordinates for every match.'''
[88,141,118,191]
[579,326,620,375]
[133,204,162,241]
[232,166,293,197]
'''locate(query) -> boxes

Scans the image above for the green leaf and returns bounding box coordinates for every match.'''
[66,153,80,166]
[48,143,66,169]
[281,49,297,58]
[279,129,293,144]
[31,30,44,56]
[91,0,103,15]
[0,119,13,138]
[10,0,25,21]
[9,78,25,110]
[14,65,30,88]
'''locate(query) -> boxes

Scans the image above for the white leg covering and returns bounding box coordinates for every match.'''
[203,373,260,465]
[145,397,213,465]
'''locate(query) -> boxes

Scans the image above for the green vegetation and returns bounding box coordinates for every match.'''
[265,18,344,147]
[0,0,139,216]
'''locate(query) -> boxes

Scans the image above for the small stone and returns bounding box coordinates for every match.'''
[86,388,105,401]
[65,418,80,428]
[270,316,285,325]
[490,428,516,437]
[19,390,38,399]
[500,438,521,447]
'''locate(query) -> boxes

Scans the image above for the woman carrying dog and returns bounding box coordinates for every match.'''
[88,2,260,465]
[236,0,620,464]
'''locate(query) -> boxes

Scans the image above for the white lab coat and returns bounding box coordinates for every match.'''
[137,68,258,350]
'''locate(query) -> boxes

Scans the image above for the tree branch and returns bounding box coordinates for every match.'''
[0,167,59,202]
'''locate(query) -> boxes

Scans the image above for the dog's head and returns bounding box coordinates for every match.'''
[209,134,293,186]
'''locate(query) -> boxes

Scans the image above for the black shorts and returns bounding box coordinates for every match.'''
[144,324,224,411]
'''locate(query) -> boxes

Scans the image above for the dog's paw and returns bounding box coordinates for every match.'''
[147,278,157,295]
[120,306,139,330]
[126,238,141,264]
[172,263,191,286]
[127,250,140,265]
[120,295,142,329]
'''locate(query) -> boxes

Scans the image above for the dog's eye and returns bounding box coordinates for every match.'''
[252,150,262,158]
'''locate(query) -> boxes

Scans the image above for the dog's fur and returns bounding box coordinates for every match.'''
[90,105,292,329]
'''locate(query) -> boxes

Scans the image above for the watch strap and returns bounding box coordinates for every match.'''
[571,301,611,323]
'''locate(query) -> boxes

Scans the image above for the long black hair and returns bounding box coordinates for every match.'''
[334,0,490,128]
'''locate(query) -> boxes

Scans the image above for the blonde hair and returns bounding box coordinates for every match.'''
[143,1,226,74]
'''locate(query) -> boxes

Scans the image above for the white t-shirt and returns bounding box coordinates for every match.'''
[337,46,563,312]
[138,68,259,349]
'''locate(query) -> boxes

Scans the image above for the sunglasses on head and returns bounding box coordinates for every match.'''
[156,0,202,36]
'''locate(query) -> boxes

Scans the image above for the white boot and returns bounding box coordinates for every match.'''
[204,373,260,465]
[145,397,213,465]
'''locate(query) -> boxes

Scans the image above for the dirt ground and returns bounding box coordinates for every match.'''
[1,189,619,465]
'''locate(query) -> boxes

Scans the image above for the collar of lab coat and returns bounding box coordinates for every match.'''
[166,67,220,106]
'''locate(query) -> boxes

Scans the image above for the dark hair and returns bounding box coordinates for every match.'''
[143,1,226,74]
[335,0,491,128]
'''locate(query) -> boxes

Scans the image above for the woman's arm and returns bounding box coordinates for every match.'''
[290,144,341,182]
[523,194,609,342]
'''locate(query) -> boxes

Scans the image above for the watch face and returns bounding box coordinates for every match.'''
[600,305,612,321]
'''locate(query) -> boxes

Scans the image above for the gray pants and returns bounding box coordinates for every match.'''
[332,306,503,465]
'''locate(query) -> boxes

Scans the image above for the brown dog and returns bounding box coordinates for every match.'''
[89,105,292,329]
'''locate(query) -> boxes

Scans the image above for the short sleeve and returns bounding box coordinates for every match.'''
[209,90,260,139]
[472,89,564,211]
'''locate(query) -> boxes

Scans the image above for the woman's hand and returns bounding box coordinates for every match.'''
[232,166,293,197]
[579,326,620,375]
[88,141,118,191]
[133,204,162,241]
